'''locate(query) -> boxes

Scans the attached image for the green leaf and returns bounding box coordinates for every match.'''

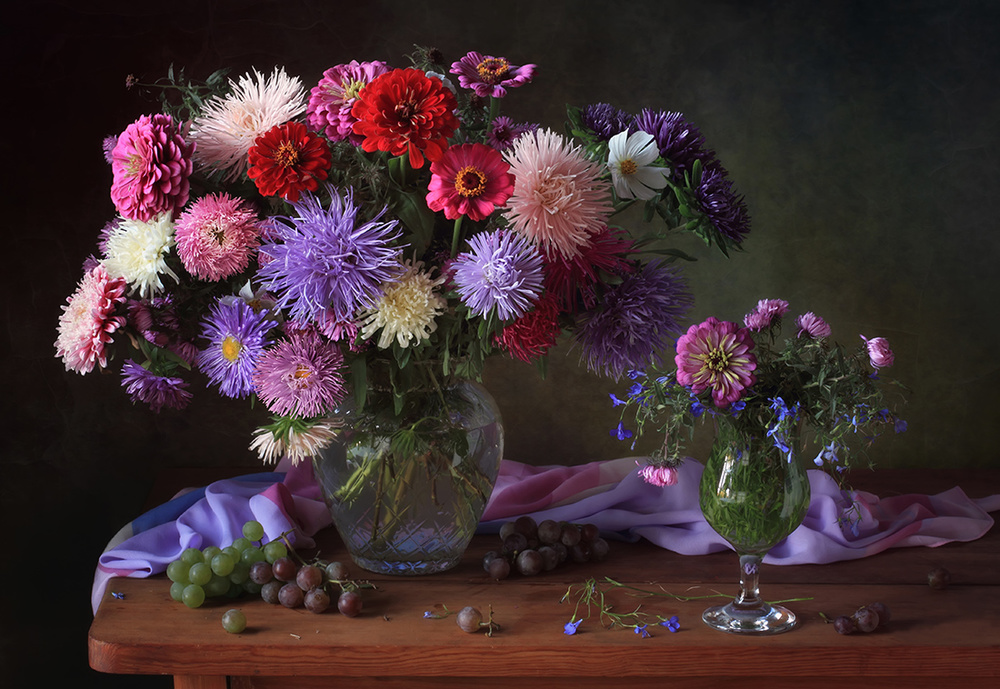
[392,189,437,255]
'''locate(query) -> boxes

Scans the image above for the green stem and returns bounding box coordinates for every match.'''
[450,216,464,259]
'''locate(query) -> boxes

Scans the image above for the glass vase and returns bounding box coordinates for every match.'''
[313,377,503,576]
[698,421,811,634]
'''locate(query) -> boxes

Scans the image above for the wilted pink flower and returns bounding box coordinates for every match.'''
[796,312,832,339]
[861,335,895,368]
[638,464,678,487]
[743,298,789,331]
[675,316,757,408]
[110,113,195,222]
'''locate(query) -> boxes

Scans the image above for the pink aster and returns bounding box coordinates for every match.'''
[503,128,612,259]
[861,335,895,369]
[110,113,195,222]
[306,60,391,144]
[174,193,264,281]
[253,329,347,418]
[796,312,832,339]
[426,143,514,222]
[638,464,678,487]
[743,298,790,331]
[449,51,536,99]
[55,264,128,374]
[675,316,757,408]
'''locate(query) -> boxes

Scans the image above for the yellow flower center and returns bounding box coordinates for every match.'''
[619,158,638,176]
[221,335,242,363]
[477,57,510,85]
[274,141,300,168]
[701,347,732,374]
[454,165,487,198]
[342,77,366,101]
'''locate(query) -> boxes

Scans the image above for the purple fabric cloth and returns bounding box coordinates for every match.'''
[92,456,1000,614]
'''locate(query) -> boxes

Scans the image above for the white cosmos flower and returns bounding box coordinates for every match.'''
[102,212,178,298]
[607,130,670,200]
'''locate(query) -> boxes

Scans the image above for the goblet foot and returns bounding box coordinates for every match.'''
[702,599,798,634]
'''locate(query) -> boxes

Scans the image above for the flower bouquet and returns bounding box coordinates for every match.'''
[55,45,752,571]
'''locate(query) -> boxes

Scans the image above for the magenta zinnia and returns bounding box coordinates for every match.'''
[307,60,391,144]
[449,51,536,99]
[674,317,757,408]
[426,143,515,222]
[503,128,612,259]
[174,193,263,281]
[253,329,347,418]
[55,264,128,374]
[110,113,194,222]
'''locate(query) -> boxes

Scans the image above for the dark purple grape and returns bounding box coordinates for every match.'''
[551,542,568,563]
[487,556,511,580]
[502,532,528,556]
[296,564,324,591]
[338,590,363,617]
[456,606,483,633]
[569,542,591,563]
[833,615,857,635]
[928,567,951,590]
[866,601,891,625]
[537,519,561,545]
[498,521,517,541]
[249,560,273,585]
[516,549,543,576]
[325,561,350,581]
[272,556,297,582]
[560,524,581,548]
[580,523,600,542]
[278,582,304,608]
[537,545,560,571]
[513,516,538,540]
[589,537,610,561]
[482,550,501,572]
[304,587,331,614]
[260,580,283,605]
[852,606,879,633]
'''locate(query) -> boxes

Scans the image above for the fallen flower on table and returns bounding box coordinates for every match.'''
[560,577,686,638]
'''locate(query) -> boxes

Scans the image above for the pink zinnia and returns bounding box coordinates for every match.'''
[503,128,612,259]
[307,60,391,144]
[675,316,757,408]
[253,330,347,418]
[174,193,263,281]
[110,113,195,222]
[55,265,128,374]
[796,312,832,339]
[449,51,536,99]
[743,298,790,331]
[426,143,514,222]
[861,335,895,368]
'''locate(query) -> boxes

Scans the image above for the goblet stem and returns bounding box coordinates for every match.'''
[701,552,798,634]
[734,554,764,611]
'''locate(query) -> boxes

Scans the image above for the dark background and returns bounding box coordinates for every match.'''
[3,1,998,686]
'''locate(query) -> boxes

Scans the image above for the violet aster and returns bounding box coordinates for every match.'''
[253,329,347,418]
[579,103,634,141]
[451,229,546,321]
[197,298,273,398]
[633,108,713,179]
[694,165,752,244]
[576,261,692,379]
[120,359,192,412]
[449,51,536,99]
[256,187,403,324]
[795,311,832,339]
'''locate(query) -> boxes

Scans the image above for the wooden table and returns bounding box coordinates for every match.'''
[89,469,1000,688]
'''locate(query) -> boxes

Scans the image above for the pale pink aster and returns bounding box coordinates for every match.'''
[174,193,263,281]
[796,312,832,339]
[743,298,790,331]
[188,67,308,179]
[249,418,343,465]
[675,316,757,408]
[253,329,347,418]
[306,60,391,144]
[110,113,194,222]
[503,128,612,259]
[54,265,128,374]
[861,335,895,368]
[638,464,678,487]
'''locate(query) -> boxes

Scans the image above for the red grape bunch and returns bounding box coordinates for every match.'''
[483,515,610,579]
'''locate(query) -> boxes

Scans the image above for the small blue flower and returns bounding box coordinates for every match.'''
[628,382,643,397]
[633,624,651,638]
[611,422,633,441]
[609,393,627,407]
[894,418,908,434]
[690,399,705,418]
[111,591,125,600]
[660,615,680,633]
[564,619,583,635]
[627,369,646,380]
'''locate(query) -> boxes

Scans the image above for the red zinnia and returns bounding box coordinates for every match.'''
[247,121,331,202]
[426,143,514,222]
[351,68,460,169]
[494,293,563,363]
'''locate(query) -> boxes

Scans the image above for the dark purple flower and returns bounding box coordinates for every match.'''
[579,103,634,141]
[633,108,714,178]
[197,298,273,398]
[120,359,192,412]
[694,165,752,243]
[487,116,539,151]
[257,187,403,324]
[576,261,693,379]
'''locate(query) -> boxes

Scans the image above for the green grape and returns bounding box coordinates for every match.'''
[166,560,190,584]
[188,562,213,587]
[169,581,186,602]
[222,609,247,633]
[211,552,236,577]
[231,537,252,553]
[229,561,250,585]
[202,545,223,561]
[263,540,287,563]
[242,520,265,542]
[242,580,263,596]
[181,584,206,608]
[222,545,241,560]
[204,574,231,598]
[241,546,266,566]
[180,547,204,565]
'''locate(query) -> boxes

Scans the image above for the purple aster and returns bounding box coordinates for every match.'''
[578,103,634,141]
[795,311,832,339]
[633,109,714,179]
[253,329,346,418]
[694,165,752,243]
[451,229,545,321]
[487,116,539,151]
[120,359,192,412]
[197,298,273,398]
[576,261,693,380]
[449,51,536,99]
[256,187,403,324]
[743,298,790,331]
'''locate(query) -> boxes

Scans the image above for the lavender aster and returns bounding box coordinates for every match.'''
[121,359,192,412]
[197,298,273,398]
[253,329,347,418]
[576,261,692,379]
[451,230,545,321]
[256,187,403,324]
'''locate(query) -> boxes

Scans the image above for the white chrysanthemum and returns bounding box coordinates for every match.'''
[102,212,179,298]
[250,418,342,465]
[607,130,670,200]
[188,67,308,179]
[359,260,447,349]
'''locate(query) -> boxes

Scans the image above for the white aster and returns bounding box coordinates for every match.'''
[359,260,447,349]
[249,418,343,465]
[188,67,308,179]
[102,212,179,298]
[607,130,670,200]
